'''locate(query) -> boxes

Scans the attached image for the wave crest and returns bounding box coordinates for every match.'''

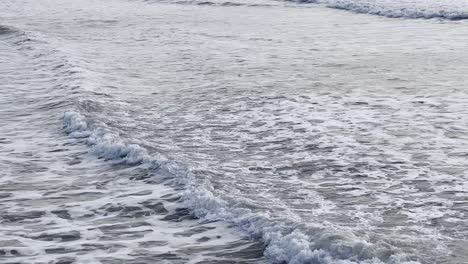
[326,0,468,20]
[293,0,468,20]
[63,110,421,264]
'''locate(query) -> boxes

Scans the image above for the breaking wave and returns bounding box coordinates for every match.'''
[0,20,424,264]
[141,0,468,20]
[63,110,421,264]
[295,0,468,20]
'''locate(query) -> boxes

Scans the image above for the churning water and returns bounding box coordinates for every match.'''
[1,0,467,263]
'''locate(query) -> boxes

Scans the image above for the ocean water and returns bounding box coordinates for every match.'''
[1,0,468,263]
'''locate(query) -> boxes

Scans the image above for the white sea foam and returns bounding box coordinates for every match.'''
[142,0,468,20]
[64,111,154,165]
[5,0,467,262]
[63,110,420,264]
[298,0,468,20]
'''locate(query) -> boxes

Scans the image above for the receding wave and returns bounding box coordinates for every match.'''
[63,110,420,264]
[294,0,468,20]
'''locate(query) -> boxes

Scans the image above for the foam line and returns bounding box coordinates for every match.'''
[294,0,468,20]
[63,110,420,264]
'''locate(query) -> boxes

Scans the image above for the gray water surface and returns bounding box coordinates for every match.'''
[1,0,468,263]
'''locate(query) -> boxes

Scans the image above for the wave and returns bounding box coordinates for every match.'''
[63,110,421,264]
[295,0,468,20]
[2,20,422,264]
[140,0,468,20]
[0,24,85,118]
[142,0,274,7]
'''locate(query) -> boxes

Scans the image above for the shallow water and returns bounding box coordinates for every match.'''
[1,0,468,263]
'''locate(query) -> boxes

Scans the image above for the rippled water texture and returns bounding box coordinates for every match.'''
[1,0,468,263]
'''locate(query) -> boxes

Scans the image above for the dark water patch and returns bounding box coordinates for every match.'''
[138,241,169,247]
[55,257,75,264]
[45,247,76,254]
[66,158,82,165]
[96,221,152,232]
[116,190,153,197]
[51,210,72,220]
[197,1,215,5]
[0,193,13,199]
[174,226,216,237]
[197,236,211,242]
[99,230,152,241]
[130,171,171,182]
[412,180,436,193]
[11,112,32,118]
[160,194,181,202]
[293,160,339,177]
[162,208,197,222]
[0,25,14,35]
[14,37,32,46]
[114,206,153,218]
[0,137,13,144]
[403,201,445,208]
[200,240,265,259]
[31,231,81,242]
[0,249,22,257]
[52,63,65,70]
[220,1,243,6]
[195,261,238,264]
[48,148,69,153]
[79,99,104,113]
[100,203,167,218]
[139,200,169,214]
[2,211,45,222]
[248,166,272,171]
[226,242,265,259]
[81,243,126,251]
[108,253,188,263]
[103,204,142,213]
